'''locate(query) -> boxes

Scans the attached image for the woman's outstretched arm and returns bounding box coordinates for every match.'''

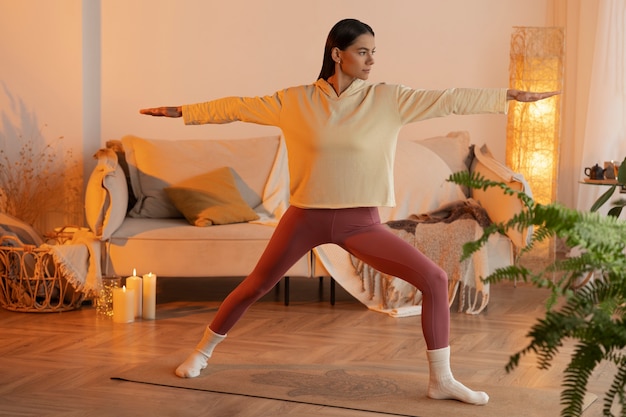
[507,89,560,102]
[139,106,182,117]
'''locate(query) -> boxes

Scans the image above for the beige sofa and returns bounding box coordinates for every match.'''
[85,131,530,313]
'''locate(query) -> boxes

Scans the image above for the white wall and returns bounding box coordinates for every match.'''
[0,0,84,230]
[5,0,599,230]
[0,2,82,142]
[102,0,552,158]
[554,0,600,212]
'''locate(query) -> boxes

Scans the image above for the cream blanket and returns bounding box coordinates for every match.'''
[315,200,491,317]
[42,229,102,297]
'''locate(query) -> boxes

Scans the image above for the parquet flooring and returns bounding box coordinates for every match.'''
[0,277,614,416]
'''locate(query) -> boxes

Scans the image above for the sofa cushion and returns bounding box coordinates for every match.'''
[471,144,532,249]
[84,148,129,240]
[164,167,260,226]
[107,218,311,277]
[121,135,280,219]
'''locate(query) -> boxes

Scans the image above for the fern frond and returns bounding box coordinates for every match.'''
[460,223,502,261]
[448,171,534,209]
[482,264,532,284]
[561,341,603,417]
[603,353,626,417]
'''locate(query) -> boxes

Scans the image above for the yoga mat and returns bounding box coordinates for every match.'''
[112,358,597,417]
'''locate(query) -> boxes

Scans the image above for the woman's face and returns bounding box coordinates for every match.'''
[335,33,376,80]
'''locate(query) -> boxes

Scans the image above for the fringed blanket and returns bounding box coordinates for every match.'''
[42,229,102,297]
[314,199,492,317]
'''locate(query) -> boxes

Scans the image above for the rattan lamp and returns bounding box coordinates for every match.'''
[506,26,565,206]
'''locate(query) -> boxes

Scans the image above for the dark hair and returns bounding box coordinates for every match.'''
[317,19,375,80]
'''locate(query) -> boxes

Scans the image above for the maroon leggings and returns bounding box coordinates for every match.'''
[209,206,450,349]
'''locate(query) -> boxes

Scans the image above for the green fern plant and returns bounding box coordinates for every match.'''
[449,170,626,417]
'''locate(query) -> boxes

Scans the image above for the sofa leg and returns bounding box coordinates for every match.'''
[318,276,324,301]
[274,280,281,301]
[317,276,336,305]
[284,276,290,306]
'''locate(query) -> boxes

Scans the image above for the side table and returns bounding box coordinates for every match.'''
[580,178,625,190]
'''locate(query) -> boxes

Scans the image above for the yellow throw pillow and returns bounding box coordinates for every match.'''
[164,167,259,227]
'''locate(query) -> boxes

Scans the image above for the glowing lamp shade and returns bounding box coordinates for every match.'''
[506,27,565,205]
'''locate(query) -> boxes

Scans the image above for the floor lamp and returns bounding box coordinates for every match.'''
[506,26,565,260]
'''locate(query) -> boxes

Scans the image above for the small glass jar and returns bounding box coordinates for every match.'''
[96,276,121,318]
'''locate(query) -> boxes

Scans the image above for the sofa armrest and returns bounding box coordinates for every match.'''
[84,148,128,240]
[470,144,532,249]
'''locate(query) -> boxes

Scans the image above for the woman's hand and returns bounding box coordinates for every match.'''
[507,89,560,102]
[139,106,182,117]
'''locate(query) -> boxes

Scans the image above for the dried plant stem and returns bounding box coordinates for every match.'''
[0,126,82,234]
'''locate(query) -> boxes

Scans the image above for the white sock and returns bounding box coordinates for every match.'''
[426,346,489,405]
[175,326,226,378]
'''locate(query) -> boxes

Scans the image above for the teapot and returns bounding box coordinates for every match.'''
[584,163,605,180]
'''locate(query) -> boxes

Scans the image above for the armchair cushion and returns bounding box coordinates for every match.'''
[471,144,532,249]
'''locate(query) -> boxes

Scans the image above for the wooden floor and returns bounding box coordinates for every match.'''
[0,276,615,417]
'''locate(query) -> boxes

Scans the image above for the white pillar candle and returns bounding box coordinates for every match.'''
[142,272,157,320]
[125,268,143,318]
[113,286,135,323]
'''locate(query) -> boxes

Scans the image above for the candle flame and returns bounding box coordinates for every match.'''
[133,268,137,276]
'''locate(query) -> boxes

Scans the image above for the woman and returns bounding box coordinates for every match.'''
[140,18,558,405]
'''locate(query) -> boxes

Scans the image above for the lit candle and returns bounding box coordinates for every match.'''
[113,286,135,323]
[142,272,157,320]
[125,268,143,318]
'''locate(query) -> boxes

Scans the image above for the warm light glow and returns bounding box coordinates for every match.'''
[529,99,555,120]
[506,27,564,206]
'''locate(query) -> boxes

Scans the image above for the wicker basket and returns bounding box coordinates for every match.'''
[0,236,85,312]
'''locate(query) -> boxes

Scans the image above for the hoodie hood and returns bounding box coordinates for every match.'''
[315,78,367,99]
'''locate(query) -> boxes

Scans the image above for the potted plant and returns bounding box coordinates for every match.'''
[449,160,626,417]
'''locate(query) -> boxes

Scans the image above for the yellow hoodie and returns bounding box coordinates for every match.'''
[183,79,507,209]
